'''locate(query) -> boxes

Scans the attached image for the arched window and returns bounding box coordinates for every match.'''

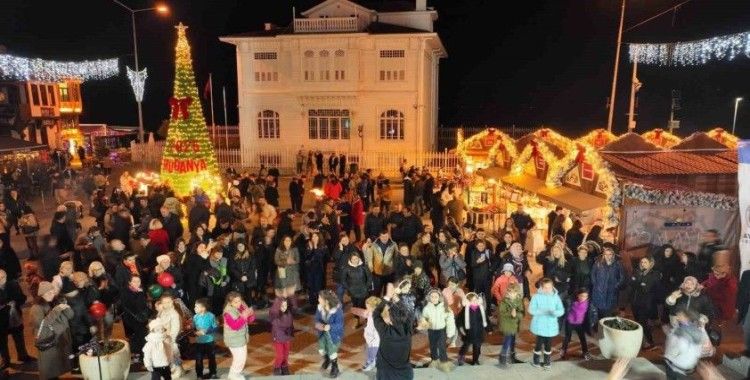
[380,110,404,140]
[319,50,331,81]
[334,49,346,80]
[257,110,280,139]
[303,50,315,81]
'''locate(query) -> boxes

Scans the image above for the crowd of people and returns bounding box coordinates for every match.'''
[0,150,743,380]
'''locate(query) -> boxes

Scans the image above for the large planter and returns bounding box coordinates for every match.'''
[598,317,643,359]
[80,339,131,380]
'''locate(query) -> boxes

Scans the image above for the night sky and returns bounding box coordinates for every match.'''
[2,0,750,138]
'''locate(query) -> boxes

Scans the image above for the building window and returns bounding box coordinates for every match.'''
[255,72,278,82]
[380,50,405,58]
[308,109,350,140]
[257,110,280,139]
[71,83,80,102]
[39,84,49,106]
[378,49,405,81]
[47,85,56,106]
[319,50,330,81]
[303,50,315,81]
[59,83,70,102]
[254,52,278,60]
[380,109,404,140]
[334,50,346,81]
[30,84,40,106]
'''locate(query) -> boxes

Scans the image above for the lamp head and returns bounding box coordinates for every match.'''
[156,4,169,13]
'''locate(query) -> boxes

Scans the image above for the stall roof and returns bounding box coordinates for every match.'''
[477,166,605,213]
[0,137,47,153]
[600,150,737,176]
[671,132,729,150]
[601,132,662,153]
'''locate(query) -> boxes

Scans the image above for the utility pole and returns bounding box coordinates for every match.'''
[668,90,681,133]
[607,0,627,133]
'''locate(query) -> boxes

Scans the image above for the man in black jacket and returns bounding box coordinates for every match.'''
[364,206,385,241]
[0,269,34,369]
[159,207,183,251]
[50,211,74,254]
[189,199,211,233]
[289,176,303,213]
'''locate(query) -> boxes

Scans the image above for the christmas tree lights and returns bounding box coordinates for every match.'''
[629,30,750,66]
[160,23,221,197]
[0,54,118,81]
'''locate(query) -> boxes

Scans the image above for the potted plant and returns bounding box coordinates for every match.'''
[598,317,643,359]
[79,302,131,380]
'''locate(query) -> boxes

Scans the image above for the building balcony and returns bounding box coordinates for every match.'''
[294,17,360,33]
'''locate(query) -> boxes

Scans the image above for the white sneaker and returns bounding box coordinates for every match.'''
[363,362,376,371]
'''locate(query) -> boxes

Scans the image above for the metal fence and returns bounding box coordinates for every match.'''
[130,141,459,176]
[437,125,534,149]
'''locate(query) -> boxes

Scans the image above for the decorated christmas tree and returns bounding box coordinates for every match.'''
[160,23,220,197]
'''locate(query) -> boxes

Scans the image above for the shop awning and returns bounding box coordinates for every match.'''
[477,166,606,214]
[0,137,47,154]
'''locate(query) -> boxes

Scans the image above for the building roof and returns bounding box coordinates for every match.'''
[221,21,429,39]
[514,133,565,157]
[0,136,47,153]
[352,0,418,12]
[601,132,662,153]
[601,150,737,176]
[671,132,730,150]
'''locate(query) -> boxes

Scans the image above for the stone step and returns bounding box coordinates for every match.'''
[128,358,665,379]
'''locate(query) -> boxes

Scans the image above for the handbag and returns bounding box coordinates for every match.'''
[277,267,287,279]
[34,320,58,351]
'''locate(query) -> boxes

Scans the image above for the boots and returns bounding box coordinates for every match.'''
[560,348,568,361]
[510,352,524,364]
[321,355,331,370]
[330,359,340,378]
[498,353,508,368]
[282,365,290,375]
[531,351,541,368]
[457,354,465,366]
[273,367,283,375]
[542,350,552,370]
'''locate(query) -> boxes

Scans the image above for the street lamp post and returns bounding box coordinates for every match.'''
[733,97,743,135]
[112,0,168,143]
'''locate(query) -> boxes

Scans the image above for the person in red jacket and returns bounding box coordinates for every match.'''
[147,219,170,255]
[323,176,343,201]
[351,194,365,242]
[702,262,737,323]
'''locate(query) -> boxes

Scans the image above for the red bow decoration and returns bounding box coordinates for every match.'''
[593,130,606,148]
[169,97,193,120]
[539,129,549,138]
[575,143,586,163]
[531,140,539,157]
[653,128,663,141]
[715,128,724,142]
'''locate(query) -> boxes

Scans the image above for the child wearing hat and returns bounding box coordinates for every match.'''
[498,282,525,367]
[492,263,520,305]
[143,319,178,380]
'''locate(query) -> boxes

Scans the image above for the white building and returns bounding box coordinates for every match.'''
[220,0,446,165]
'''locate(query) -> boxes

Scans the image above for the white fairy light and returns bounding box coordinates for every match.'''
[127,66,148,102]
[629,30,750,66]
[0,54,119,81]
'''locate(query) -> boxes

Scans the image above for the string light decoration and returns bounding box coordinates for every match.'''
[456,127,517,168]
[0,54,118,81]
[706,127,739,148]
[641,128,682,148]
[126,66,148,102]
[629,30,750,66]
[160,23,221,197]
[577,128,617,149]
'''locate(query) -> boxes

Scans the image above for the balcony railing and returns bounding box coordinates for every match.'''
[294,17,359,33]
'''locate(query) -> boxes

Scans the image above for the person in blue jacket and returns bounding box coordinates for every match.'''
[315,290,344,378]
[590,246,625,317]
[529,277,564,370]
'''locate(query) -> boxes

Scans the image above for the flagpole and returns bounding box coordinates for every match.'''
[223,86,229,149]
[209,73,216,143]
[607,0,626,133]
[627,58,638,132]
